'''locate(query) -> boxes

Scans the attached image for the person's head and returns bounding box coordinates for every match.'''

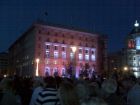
[101,79,117,94]
[43,76,56,88]
[58,81,80,105]
[75,80,89,101]
[121,76,136,92]
[0,78,13,90]
[88,82,100,97]
[33,77,44,88]
[81,97,107,105]
[54,76,62,89]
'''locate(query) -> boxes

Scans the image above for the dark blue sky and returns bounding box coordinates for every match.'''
[0,0,140,52]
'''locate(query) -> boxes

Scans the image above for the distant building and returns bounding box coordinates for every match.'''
[0,52,8,76]
[108,49,127,76]
[8,23,107,77]
[125,20,140,77]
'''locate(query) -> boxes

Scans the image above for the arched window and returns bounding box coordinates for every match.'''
[45,67,50,76]
[53,68,58,76]
[62,68,66,77]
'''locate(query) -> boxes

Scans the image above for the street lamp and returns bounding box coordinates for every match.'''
[36,58,40,76]
[71,46,77,77]
[123,66,128,71]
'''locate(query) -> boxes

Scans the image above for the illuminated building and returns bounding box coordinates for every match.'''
[8,23,107,77]
[126,20,140,77]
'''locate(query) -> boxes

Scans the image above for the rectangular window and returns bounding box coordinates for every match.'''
[133,63,136,66]
[70,52,74,60]
[79,49,82,53]
[85,54,89,61]
[133,57,135,60]
[139,61,140,66]
[54,46,58,50]
[54,60,57,64]
[54,51,59,58]
[85,50,89,54]
[45,59,49,64]
[91,50,94,54]
[91,55,96,61]
[79,54,83,60]
[46,51,50,58]
[46,45,50,49]
[62,52,66,59]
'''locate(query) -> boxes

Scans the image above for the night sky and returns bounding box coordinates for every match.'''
[0,0,140,53]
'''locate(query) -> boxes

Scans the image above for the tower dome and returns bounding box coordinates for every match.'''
[130,20,140,35]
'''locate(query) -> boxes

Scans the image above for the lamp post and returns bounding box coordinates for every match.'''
[71,46,77,77]
[36,58,40,76]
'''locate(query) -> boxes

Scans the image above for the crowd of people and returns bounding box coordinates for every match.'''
[0,72,140,105]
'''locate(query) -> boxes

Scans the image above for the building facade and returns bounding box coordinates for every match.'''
[0,52,8,76]
[108,49,127,77]
[125,20,140,77]
[9,23,107,77]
